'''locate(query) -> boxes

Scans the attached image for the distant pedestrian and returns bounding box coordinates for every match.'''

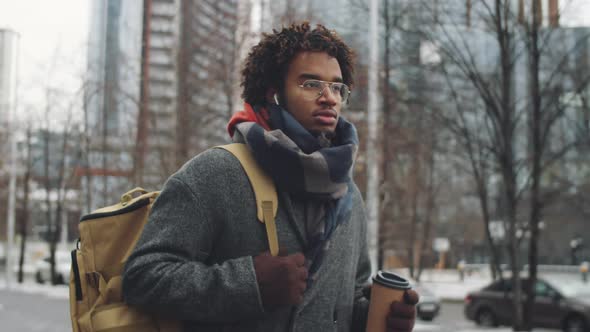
[458,259,466,281]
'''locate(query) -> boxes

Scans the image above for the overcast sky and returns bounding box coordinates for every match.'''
[0,0,89,125]
[561,0,590,25]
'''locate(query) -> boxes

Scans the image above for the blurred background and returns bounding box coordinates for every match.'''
[1,0,590,331]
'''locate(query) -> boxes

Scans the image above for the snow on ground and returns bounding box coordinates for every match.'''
[0,278,69,299]
[393,268,493,301]
[420,279,490,301]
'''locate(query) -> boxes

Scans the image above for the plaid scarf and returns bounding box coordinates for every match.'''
[228,103,358,286]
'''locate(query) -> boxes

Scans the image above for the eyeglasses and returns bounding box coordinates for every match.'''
[298,79,351,103]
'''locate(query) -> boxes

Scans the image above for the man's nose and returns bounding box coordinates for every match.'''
[317,86,338,105]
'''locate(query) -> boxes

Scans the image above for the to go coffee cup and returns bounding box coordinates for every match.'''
[365,271,411,332]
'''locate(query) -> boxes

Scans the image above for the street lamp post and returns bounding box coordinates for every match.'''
[366,0,380,276]
[1,29,20,289]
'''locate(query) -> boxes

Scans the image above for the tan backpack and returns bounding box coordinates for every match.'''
[69,144,279,332]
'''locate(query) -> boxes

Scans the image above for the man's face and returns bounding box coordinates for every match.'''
[281,51,344,134]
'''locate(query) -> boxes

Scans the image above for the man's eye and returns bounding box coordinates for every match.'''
[332,84,343,92]
[303,81,322,89]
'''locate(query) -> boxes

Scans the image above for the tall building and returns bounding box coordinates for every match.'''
[85,0,239,209]
[136,0,238,189]
[84,0,144,211]
[133,0,180,189]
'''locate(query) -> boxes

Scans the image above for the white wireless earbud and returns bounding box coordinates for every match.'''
[273,93,280,105]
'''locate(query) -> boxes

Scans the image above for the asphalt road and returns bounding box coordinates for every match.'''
[0,288,70,332]
[0,288,559,332]
[0,288,469,332]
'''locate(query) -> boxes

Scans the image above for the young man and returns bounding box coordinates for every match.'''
[123,22,419,331]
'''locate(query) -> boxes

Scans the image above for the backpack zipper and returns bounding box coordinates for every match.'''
[71,249,83,301]
[79,197,151,222]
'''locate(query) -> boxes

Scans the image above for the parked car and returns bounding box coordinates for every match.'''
[415,285,441,321]
[464,276,590,332]
[34,251,71,284]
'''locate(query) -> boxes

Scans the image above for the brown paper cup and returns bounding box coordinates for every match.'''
[365,271,411,332]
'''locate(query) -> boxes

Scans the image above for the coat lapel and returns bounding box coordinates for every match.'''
[278,191,308,248]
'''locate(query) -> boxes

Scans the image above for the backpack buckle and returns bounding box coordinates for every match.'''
[121,187,148,206]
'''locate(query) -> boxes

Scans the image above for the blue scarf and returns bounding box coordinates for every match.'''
[229,103,359,285]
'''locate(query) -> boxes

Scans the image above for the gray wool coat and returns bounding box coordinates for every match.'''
[122,148,371,332]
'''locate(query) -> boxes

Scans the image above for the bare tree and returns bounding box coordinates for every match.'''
[436,64,504,280]
[41,86,78,285]
[16,125,33,283]
[270,0,317,27]
[37,43,83,284]
[418,0,525,326]
[521,0,590,327]
[347,0,445,279]
[414,0,590,329]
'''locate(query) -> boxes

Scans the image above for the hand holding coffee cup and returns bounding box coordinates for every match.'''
[385,289,419,332]
[366,271,419,332]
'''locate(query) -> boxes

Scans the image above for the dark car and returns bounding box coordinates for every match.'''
[464,276,590,332]
[415,285,441,321]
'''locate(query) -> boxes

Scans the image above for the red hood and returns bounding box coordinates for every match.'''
[227,103,271,137]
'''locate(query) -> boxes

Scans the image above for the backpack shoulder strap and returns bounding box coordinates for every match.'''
[216,143,279,256]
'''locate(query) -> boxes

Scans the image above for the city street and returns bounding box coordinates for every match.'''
[0,267,571,332]
[0,284,559,332]
[0,288,471,332]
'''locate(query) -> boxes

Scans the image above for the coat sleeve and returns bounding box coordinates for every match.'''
[122,171,265,323]
[351,189,372,331]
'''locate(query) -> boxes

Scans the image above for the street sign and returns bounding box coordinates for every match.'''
[489,220,505,240]
[433,237,450,252]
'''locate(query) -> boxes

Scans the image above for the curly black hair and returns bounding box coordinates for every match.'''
[241,22,355,106]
